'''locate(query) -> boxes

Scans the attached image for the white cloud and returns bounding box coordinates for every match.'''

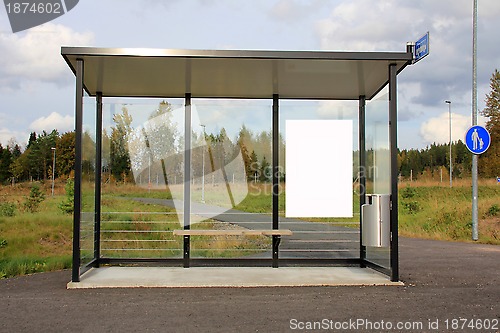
[269,0,326,23]
[0,127,28,148]
[316,100,357,119]
[0,23,93,90]
[316,0,418,52]
[29,112,74,133]
[315,0,500,109]
[419,112,487,144]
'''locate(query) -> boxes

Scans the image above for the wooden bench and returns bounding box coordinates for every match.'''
[173,229,292,236]
[173,229,293,268]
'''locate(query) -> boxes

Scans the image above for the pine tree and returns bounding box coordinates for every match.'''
[479,69,500,177]
[110,107,133,182]
[249,150,259,181]
[260,156,271,182]
[0,144,10,182]
[26,131,37,149]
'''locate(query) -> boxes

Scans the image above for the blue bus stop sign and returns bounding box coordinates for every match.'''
[414,32,430,63]
[465,125,491,154]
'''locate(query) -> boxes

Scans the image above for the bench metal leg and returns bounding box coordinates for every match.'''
[183,235,190,268]
[272,235,280,268]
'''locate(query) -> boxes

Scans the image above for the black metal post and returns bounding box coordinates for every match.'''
[389,64,399,282]
[272,94,279,268]
[358,95,367,266]
[94,92,103,267]
[183,93,191,268]
[72,59,84,282]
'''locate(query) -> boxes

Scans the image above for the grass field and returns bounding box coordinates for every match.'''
[0,178,498,278]
[398,179,500,244]
[0,181,72,278]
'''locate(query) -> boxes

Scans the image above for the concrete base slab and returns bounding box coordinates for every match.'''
[67,267,402,289]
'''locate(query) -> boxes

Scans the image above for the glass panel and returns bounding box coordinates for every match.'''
[364,87,391,268]
[190,99,272,258]
[80,95,96,267]
[100,98,184,259]
[280,100,360,259]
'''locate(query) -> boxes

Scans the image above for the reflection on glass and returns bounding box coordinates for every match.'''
[280,100,360,260]
[99,99,184,259]
[190,100,273,258]
[79,96,391,263]
[364,88,391,268]
[80,96,96,267]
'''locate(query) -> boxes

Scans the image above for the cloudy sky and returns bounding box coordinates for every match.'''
[0,0,499,149]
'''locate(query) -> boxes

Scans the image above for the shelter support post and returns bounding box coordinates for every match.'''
[272,94,280,268]
[183,93,192,268]
[358,95,367,266]
[72,58,84,282]
[389,64,399,282]
[94,92,103,267]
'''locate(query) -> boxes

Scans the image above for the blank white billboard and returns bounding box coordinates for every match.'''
[286,120,353,217]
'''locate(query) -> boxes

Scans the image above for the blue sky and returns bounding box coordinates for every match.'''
[0,0,499,149]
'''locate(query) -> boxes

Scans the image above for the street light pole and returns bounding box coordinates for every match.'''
[148,155,151,193]
[445,100,452,188]
[51,147,56,197]
[200,124,206,203]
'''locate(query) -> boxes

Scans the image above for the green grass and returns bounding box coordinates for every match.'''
[0,256,72,279]
[1,179,498,279]
[234,182,500,244]
[0,186,73,278]
[398,184,500,244]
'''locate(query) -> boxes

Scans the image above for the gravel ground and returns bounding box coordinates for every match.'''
[0,237,498,333]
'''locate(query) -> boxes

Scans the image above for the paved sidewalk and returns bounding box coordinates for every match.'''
[0,237,498,332]
[68,266,400,288]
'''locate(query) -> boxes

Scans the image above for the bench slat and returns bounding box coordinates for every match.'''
[173,229,293,236]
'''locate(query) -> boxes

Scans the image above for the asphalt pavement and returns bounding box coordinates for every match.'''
[0,237,498,332]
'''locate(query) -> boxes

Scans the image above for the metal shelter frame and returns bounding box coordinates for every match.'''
[62,46,414,283]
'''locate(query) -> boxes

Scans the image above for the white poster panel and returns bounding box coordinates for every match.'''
[286,120,353,217]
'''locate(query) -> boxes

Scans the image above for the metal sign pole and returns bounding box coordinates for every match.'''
[472,0,478,241]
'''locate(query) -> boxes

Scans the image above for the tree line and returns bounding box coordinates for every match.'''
[0,129,494,186]
[0,68,498,185]
[97,102,281,185]
[0,130,75,184]
[398,141,472,180]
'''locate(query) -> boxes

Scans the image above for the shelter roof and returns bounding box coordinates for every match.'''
[62,47,412,100]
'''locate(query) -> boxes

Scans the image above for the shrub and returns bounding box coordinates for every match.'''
[0,202,16,217]
[0,239,7,248]
[59,178,74,214]
[23,184,45,213]
[403,200,421,214]
[401,187,421,214]
[487,204,500,217]
[401,186,417,199]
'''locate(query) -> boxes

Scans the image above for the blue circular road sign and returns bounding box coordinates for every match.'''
[465,125,491,154]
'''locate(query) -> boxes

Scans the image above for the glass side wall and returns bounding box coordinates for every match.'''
[99,98,184,259]
[80,96,96,267]
[190,99,272,258]
[280,100,360,259]
[364,88,391,268]
[79,97,380,263]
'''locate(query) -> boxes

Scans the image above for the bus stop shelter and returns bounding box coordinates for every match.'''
[62,46,415,286]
